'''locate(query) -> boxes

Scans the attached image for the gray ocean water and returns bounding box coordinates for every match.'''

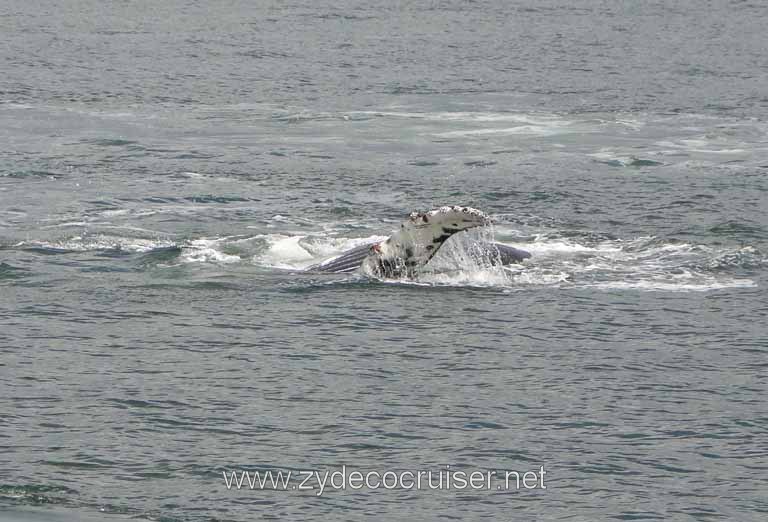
[2,1,768,521]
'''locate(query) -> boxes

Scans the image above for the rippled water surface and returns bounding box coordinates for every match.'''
[2,1,767,521]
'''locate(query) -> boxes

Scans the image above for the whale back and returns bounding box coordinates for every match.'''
[470,242,532,265]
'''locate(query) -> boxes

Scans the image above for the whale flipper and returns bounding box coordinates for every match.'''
[305,242,376,273]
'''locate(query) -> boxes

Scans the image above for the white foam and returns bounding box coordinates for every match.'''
[42,221,90,228]
[522,236,622,255]
[351,111,561,123]
[434,124,572,138]
[180,247,241,264]
[260,225,758,293]
[55,221,750,294]
[254,235,314,269]
[654,138,748,154]
[509,268,572,286]
[678,138,710,148]
[254,233,387,269]
[417,266,513,287]
[0,103,33,109]
[100,209,131,217]
[180,238,241,264]
[588,151,665,166]
[586,279,756,292]
[695,149,747,154]
[22,236,175,253]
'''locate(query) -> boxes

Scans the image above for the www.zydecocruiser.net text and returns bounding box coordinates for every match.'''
[223,465,546,496]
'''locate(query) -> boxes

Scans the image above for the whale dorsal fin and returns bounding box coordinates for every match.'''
[361,206,490,278]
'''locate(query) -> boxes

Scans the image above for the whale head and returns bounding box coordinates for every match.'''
[361,205,490,279]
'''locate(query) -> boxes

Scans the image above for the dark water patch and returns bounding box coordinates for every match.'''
[554,420,611,429]
[172,151,217,160]
[37,422,67,429]
[143,416,199,430]
[708,220,765,239]
[2,170,58,179]
[378,431,429,441]
[117,196,179,204]
[237,49,292,59]
[130,283,190,291]
[95,29,153,36]
[336,442,389,451]
[0,262,27,280]
[16,304,70,318]
[183,195,253,204]
[84,138,137,147]
[528,190,573,202]
[151,94,201,105]
[79,265,135,275]
[577,462,637,476]
[646,462,699,474]
[183,281,243,291]
[135,246,182,267]
[43,458,116,470]
[629,158,664,167]
[314,12,376,21]
[464,160,497,167]
[132,471,176,481]
[614,512,665,520]
[91,248,137,259]
[613,432,652,440]
[483,189,522,201]
[209,322,263,331]
[409,160,439,166]
[272,113,336,124]
[463,421,506,430]
[83,199,122,209]
[594,157,664,168]
[279,352,322,360]
[638,177,671,186]
[387,84,441,96]
[107,398,189,410]
[0,484,78,506]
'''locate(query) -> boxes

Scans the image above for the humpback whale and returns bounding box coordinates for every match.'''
[307,206,531,278]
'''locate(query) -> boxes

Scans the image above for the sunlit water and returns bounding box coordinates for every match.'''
[2,1,767,521]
